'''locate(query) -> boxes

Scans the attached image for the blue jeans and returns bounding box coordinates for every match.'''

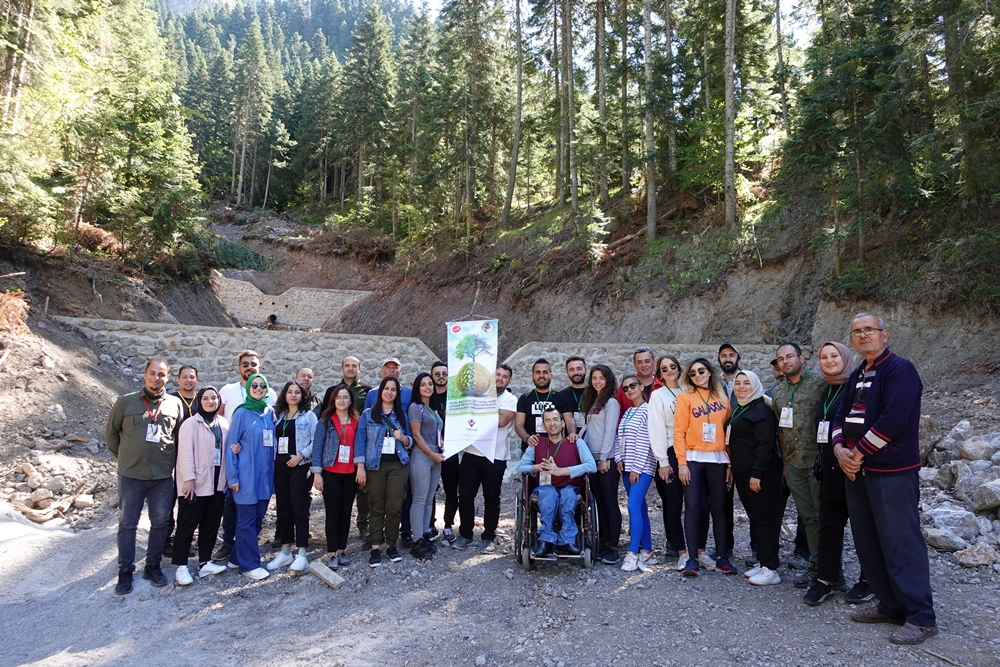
[536,484,579,546]
[230,500,269,572]
[117,475,174,572]
[622,472,653,554]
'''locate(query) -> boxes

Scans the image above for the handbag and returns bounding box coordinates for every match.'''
[812,452,824,482]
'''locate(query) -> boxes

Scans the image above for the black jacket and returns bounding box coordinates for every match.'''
[727,397,780,478]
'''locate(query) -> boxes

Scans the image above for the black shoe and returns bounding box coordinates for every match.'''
[423,534,439,554]
[601,548,621,565]
[411,539,433,560]
[663,546,679,559]
[427,527,440,541]
[835,575,849,592]
[794,568,816,589]
[745,551,759,568]
[386,545,403,562]
[845,580,875,604]
[400,534,415,549]
[115,571,133,595]
[163,543,173,558]
[368,549,382,568]
[142,566,168,587]
[211,545,232,562]
[803,580,834,606]
[533,541,555,559]
[557,542,581,556]
[361,540,372,552]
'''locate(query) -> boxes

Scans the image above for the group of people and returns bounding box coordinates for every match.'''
[105,311,937,646]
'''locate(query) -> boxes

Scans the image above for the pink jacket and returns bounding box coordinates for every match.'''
[176,414,229,497]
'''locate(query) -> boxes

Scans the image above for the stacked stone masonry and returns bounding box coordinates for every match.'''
[55,317,439,390]
[210,271,370,329]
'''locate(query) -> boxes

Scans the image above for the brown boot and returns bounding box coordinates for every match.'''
[850,606,905,625]
[890,623,939,645]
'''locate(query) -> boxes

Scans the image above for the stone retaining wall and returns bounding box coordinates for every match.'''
[502,342,812,395]
[55,317,438,391]
[210,271,370,329]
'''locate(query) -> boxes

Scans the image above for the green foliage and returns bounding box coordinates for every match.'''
[215,237,271,271]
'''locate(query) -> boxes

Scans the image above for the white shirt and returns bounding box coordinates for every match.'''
[219,381,277,418]
[467,389,518,460]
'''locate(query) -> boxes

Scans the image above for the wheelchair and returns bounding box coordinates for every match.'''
[514,471,599,570]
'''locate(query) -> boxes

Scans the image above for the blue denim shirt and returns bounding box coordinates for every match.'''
[274,409,318,465]
[310,416,359,473]
[225,406,277,504]
[354,407,411,471]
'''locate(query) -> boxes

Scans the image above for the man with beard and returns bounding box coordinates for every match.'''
[340,356,372,413]
[295,367,321,411]
[105,360,184,595]
[555,356,586,440]
[717,344,741,399]
[515,359,558,454]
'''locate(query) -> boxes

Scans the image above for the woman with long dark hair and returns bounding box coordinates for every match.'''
[408,372,445,559]
[648,354,687,568]
[355,376,412,567]
[225,373,277,581]
[172,386,229,585]
[579,364,620,564]
[312,383,365,569]
[674,358,734,576]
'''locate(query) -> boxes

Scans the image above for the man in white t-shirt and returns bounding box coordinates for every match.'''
[453,364,517,554]
[212,349,278,562]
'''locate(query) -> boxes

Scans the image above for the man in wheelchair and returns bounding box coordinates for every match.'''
[517,407,597,558]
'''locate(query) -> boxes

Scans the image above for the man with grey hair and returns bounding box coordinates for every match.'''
[833,312,936,644]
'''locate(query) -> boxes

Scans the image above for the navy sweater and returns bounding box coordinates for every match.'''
[831,348,922,477]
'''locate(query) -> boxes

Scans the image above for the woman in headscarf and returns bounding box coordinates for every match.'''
[727,370,783,586]
[172,386,229,585]
[225,373,277,581]
[802,341,874,605]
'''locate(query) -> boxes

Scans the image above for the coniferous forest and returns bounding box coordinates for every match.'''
[2,0,1000,307]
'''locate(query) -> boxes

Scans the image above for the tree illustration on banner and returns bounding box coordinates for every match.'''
[454,333,493,396]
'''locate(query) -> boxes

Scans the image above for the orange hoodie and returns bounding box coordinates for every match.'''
[673,388,731,466]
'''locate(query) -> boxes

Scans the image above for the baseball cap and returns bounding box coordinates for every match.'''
[381,357,401,367]
[770,358,779,367]
[718,343,741,356]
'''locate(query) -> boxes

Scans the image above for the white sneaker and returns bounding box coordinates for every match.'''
[227,561,239,569]
[621,552,640,572]
[242,567,270,581]
[199,561,226,577]
[675,553,688,571]
[637,557,649,572]
[266,551,294,571]
[175,565,193,586]
[748,566,781,586]
[697,553,717,571]
[744,565,762,579]
[290,554,309,574]
[638,549,655,565]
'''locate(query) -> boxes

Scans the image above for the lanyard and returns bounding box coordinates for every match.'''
[729,403,751,424]
[335,415,351,444]
[177,393,194,413]
[821,384,844,420]
[573,388,584,410]
[620,405,643,439]
[533,389,551,406]
[282,410,298,429]
[694,388,714,413]
[785,371,810,406]
[141,396,160,424]
[665,386,679,398]
[544,436,563,460]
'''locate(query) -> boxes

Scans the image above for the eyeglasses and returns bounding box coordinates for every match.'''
[433,371,448,377]
[335,394,351,401]
[659,364,678,372]
[688,368,708,377]
[249,382,267,390]
[849,327,884,338]
[623,382,641,391]
[542,417,563,424]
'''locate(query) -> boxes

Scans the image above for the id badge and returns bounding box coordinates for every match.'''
[277,436,289,454]
[145,423,160,442]
[725,425,731,446]
[263,431,274,448]
[214,446,222,467]
[817,421,830,444]
[702,422,717,443]
[574,412,585,429]
[539,471,552,486]
[382,436,396,455]
[535,416,544,432]
[338,445,351,464]
[779,407,794,429]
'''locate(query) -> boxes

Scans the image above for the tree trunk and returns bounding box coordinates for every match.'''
[249,138,258,208]
[501,0,523,228]
[357,141,365,204]
[596,0,609,205]
[235,94,251,205]
[563,0,578,217]
[620,0,630,197]
[409,96,418,205]
[664,0,676,176]
[775,0,789,135]
[702,0,710,111]
[724,0,736,226]
[554,2,565,205]
[643,0,655,240]
[340,158,346,210]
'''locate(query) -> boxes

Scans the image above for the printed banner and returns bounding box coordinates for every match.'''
[443,320,499,461]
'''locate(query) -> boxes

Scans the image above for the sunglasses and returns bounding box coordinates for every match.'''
[433,371,448,377]
[659,364,678,372]
[241,361,259,368]
[249,382,267,389]
[688,368,708,377]
[623,381,641,391]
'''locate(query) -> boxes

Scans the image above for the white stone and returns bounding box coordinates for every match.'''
[46,404,66,421]
[923,528,967,552]
[26,473,43,489]
[30,488,53,503]
[44,476,65,494]
[40,355,54,369]
[923,502,981,540]
[948,420,973,442]
[73,495,95,509]
[959,436,1000,461]
[972,480,1000,513]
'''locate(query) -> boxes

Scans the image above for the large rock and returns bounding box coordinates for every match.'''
[927,450,955,467]
[919,415,939,463]
[973,479,1000,513]
[949,420,973,442]
[923,528,967,551]
[30,487,53,503]
[958,436,1000,462]
[954,543,1000,567]
[993,450,1000,467]
[955,467,1000,502]
[25,473,43,489]
[923,502,981,540]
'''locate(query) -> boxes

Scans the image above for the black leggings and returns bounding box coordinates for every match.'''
[733,466,783,569]
[172,491,225,566]
[653,448,685,553]
[588,461,622,552]
[274,461,312,548]
[817,495,866,584]
[321,470,359,552]
[683,461,729,560]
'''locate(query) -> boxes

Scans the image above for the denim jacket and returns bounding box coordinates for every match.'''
[274,409,318,465]
[354,407,412,471]
[310,416,359,473]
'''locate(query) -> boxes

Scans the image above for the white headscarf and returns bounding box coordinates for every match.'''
[734,370,765,407]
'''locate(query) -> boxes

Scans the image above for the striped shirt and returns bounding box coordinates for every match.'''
[615,403,656,476]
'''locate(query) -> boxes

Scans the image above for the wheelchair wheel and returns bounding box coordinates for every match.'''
[587,496,599,553]
[582,547,592,569]
[514,491,525,562]
[521,546,534,571]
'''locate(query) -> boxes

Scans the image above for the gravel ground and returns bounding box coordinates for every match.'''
[2,475,999,667]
